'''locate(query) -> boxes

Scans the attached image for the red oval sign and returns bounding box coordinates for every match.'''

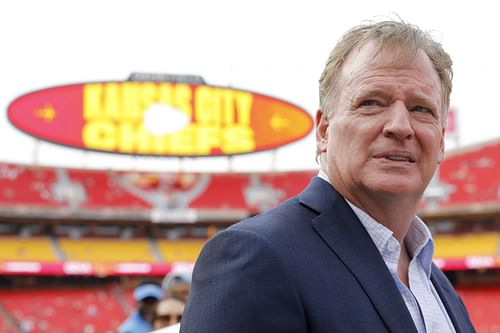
[7,82,313,157]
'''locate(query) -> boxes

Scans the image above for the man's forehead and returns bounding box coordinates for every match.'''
[337,41,441,93]
[157,299,185,313]
[343,40,428,72]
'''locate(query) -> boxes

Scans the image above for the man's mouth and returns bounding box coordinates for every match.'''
[385,155,413,162]
[375,153,415,163]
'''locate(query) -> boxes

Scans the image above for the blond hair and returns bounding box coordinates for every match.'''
[319,19,453,124]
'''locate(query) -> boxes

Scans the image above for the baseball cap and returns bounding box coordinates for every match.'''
[134,283,164,301]
[162,272,192,291]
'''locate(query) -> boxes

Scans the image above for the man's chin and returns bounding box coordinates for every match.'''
[366,180,424,200]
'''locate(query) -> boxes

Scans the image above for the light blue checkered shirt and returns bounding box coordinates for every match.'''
[318,172,456,333]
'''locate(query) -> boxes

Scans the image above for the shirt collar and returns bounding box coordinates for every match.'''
[406,215,435,277]
[317,170,435,277]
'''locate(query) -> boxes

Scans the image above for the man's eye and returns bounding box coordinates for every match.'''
[360,100,379,107]
[412,106,432,113]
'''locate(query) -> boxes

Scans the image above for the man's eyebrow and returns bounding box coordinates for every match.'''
[412,92,436,104]
[351,87,390,101]
[352,87,439,103]
[410,92,440,108]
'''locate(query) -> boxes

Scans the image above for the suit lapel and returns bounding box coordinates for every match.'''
[430,266,468,333]
[299,177,418,333]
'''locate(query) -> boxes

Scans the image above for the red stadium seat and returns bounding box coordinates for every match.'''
[0,285,129,333]
[457,286,500,332]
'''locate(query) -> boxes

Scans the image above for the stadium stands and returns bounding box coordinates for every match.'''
[1,138,499,217]
[156,239,205,263]
[0,164,59,208]
[0,303,18,333]
[1,280,499,332]
[0,139,499,331]
[0,285,129,333]
[58,237,158,263]
[0,236,58,262]
[440,141,500,205]
[434,233,499,258]
[458,286,500,332]
[0,232,497,267]
[64,169,151,209]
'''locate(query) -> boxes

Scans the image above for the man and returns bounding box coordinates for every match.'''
[118,281,164,333]
[152,296,186,331]
[161,271,192,303]
[147,272,191,333]
[181,19,475,332]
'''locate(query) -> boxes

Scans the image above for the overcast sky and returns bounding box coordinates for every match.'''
[1,0,498,173]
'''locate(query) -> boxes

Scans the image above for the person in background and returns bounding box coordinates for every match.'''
[180,17,475,332]
[118,281,164,333]
[152,295,186,330]
[148,272,191,333]
[161,272,191,303]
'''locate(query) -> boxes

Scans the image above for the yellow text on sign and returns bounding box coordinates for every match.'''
[82,83,256,155]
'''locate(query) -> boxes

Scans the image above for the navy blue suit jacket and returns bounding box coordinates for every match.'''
[181,177,475,332]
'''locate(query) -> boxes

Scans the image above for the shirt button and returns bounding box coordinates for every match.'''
[387,242,398,252]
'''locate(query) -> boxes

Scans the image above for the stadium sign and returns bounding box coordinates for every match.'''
[7,81,313,156]
[0,260,174,276]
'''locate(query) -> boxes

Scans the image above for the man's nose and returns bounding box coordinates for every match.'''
[382,101,415,141]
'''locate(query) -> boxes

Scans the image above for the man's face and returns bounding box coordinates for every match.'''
[153,298,185,329]
[316,40,445,203]
[139,297,160,321]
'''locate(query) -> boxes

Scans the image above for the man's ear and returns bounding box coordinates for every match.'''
[316,110,329,153]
